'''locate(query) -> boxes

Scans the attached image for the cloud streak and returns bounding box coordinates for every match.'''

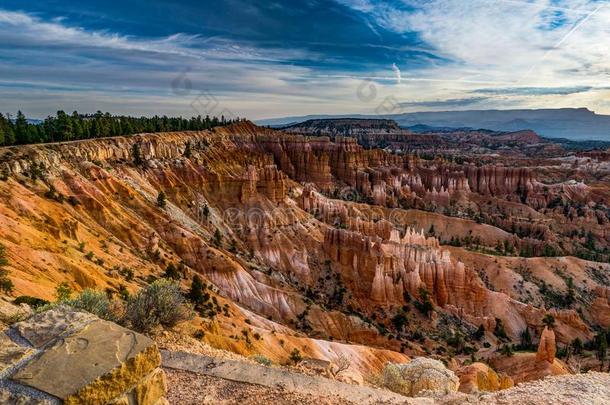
[2,1,610,119]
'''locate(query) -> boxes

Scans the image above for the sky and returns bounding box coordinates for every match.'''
[1,0,610,120]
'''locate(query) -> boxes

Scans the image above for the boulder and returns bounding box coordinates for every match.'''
[456,362,513,393]
[383,357,459,397]
[1,307,168,405]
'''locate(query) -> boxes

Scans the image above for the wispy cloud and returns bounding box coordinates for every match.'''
[399,97,489,108]
[2,2,610,119]
[0,10,206,58]
[473,86,600,96]
[391,63,402,84]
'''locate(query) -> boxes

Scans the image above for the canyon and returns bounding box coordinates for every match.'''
[0,119,609,400]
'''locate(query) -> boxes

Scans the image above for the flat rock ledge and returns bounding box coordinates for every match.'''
[0,306,168,405]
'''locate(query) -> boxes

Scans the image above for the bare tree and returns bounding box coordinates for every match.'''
[330,354,351,377]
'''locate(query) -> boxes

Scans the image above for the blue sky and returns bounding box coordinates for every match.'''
[1,0,609,119]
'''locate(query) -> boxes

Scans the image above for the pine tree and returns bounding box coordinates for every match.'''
[542,314,555,329]
[15,111,29,144]
[157,191,167,208]
[184,141,192,158]
[163,263,179,280]
[188,275,206,306]
[0,243,14,294]
[598,332,607,366]
[0,113,14,145]
[520,327,532,350]
[56,110,74,141]
[132,143,143,166]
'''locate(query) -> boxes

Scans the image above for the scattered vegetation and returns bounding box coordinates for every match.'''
[0,243,14,294]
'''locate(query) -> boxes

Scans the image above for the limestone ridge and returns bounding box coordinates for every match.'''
[0,307,168,405]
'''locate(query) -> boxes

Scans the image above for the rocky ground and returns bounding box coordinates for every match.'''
[467,372,610,405]
[165,369,357,405]
[165,366,610,405]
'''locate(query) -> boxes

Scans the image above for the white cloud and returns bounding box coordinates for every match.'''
[338,0,610,111]
[392,63,402,84]
[0,10,206,58]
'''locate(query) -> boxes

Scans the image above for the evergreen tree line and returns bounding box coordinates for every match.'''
[0,110,239,146]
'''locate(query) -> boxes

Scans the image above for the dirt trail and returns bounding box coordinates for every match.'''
[161,350,431,405]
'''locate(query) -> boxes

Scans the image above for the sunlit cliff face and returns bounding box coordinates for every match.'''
[0,121,608,379]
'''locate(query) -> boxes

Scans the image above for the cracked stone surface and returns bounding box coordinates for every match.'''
[0,332,33,375]
[12,319,160,404]
[13,306,97,348]
[0,387,53,405]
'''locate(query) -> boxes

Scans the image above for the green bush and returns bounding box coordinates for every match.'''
[251,354,272,366]
[289,348,303,364]
[382,363,409,395]
[67,289,119,322]
[0,243,14,294]
[13,295,49,309]
[55,282,73,302]
[124,279,193,333]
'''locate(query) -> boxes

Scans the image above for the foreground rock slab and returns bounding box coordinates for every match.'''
[1,307,168,405]
[161,350,433,405]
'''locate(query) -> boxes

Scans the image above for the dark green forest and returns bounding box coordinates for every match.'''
[0,111,237,146]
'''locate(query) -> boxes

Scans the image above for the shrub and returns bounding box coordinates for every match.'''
[157,191,166,208]
[124,279,193,333]
[188,275,206,306]
[414,288,433,317]
[132,143,143,166]
[289,348,303,364]
[391,312,408,332]
[473,324,485,340]
[571,337,584,355]
[67,289,120,322]
[252,354,272,366]
[500,344,514,357]
[55,282,73,302]
[213,229,222,246]
[382,363,409,395]
[67,196,80,206]
[13,295,49,309]
[0,243,14,294]
[163,263,180,280]
[0,269,13,295]
[493,318,509,341]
